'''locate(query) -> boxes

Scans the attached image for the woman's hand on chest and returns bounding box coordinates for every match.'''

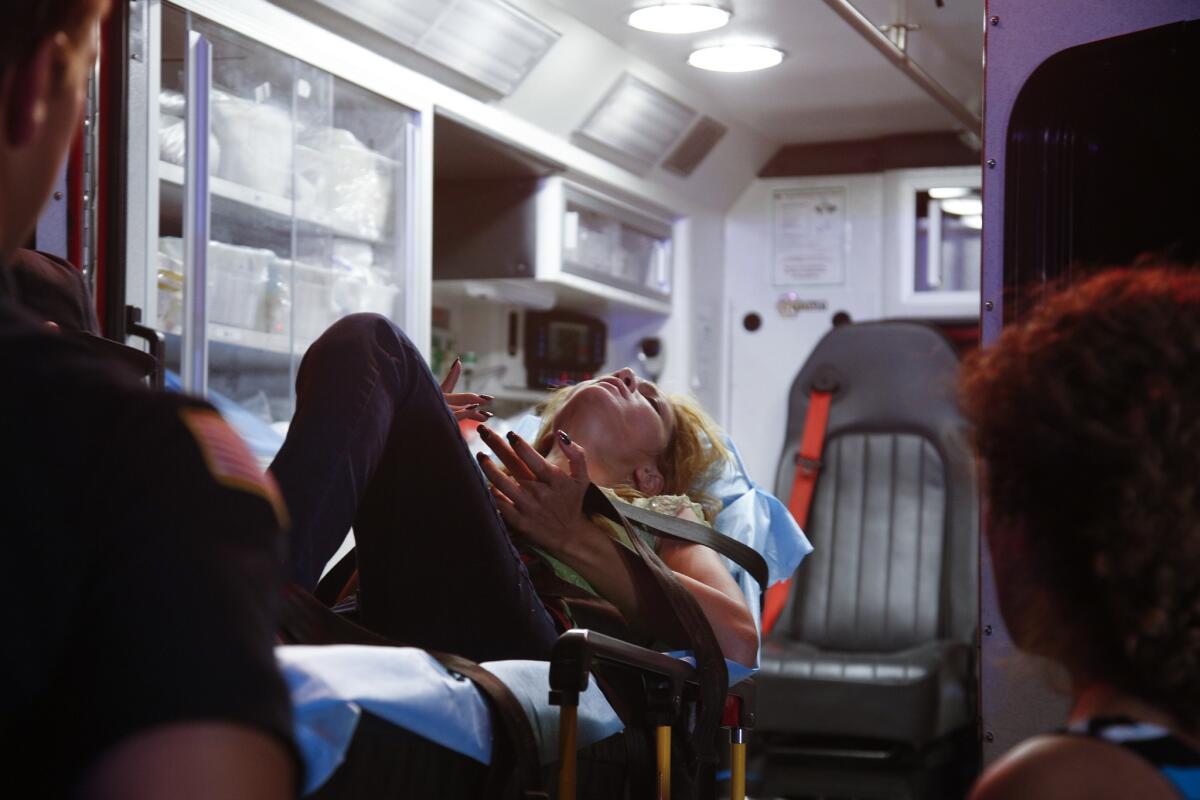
[475,425,595,557]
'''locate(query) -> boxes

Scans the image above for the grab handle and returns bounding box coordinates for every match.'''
[181,30,211,395]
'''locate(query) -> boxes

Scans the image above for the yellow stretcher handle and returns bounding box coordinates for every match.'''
[730,729,747,800]
[558,705,578,800]
[656,724,672,800]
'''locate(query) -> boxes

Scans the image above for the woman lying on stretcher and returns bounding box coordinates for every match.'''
[271,313,759,668]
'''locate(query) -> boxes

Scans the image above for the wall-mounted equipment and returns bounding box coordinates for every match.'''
[524,310,607,390]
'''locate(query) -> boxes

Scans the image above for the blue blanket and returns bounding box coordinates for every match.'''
[280,645,755,795]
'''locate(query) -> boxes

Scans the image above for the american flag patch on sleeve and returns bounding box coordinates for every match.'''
[179,407,290,528]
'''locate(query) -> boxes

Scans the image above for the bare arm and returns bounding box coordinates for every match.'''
[81,722,296,800]
[540,516,757,666]
[658,508,759,665]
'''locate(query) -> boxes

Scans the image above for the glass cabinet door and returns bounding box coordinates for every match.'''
[914,187,982,296]
[561,184,673,300]
[154,5,411,462]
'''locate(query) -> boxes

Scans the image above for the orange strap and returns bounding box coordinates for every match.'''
[761,389,832,636]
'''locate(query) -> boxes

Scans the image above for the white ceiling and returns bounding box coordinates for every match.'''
[541,0,984,144]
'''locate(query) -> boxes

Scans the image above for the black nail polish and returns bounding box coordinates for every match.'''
[506,431,519,443]
[482,411,494,419]
[479,394,495,402]
[466,403,480,410]
[475,451,489,462]
[478,425,491,437]
[557,430,572,446]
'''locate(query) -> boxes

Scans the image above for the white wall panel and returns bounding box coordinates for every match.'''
[723,174,885,487]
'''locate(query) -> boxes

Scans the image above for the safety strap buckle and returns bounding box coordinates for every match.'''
[794,453,822,475]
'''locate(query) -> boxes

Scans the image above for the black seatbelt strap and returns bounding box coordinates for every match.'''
[610,499,769,593]
[582,485,729,783]
[316,505,768,615]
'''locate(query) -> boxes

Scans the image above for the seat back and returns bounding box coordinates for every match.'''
[773,322,977,653]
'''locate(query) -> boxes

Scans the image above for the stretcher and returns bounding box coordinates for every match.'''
[278,434,806,796]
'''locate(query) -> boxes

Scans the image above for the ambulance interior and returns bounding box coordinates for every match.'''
[54,0,1198,797]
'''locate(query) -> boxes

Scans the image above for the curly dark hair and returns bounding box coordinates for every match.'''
[961,267,1200,729]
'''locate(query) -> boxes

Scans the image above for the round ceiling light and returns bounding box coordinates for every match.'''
[940,197,984,216]
[688,44,784,72]
[627,2,733,34]
[928,186,972,199]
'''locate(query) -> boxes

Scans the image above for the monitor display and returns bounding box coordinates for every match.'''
[547,321,590,365]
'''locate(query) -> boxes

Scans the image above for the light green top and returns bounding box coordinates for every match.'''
[533,490,710,597]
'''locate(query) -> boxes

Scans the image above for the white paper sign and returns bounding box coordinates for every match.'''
[772,188,846,286]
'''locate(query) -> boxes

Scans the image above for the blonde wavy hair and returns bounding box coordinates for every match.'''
[533,387,731,522]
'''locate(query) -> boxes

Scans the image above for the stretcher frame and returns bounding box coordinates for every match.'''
[549,629,755,800]
[294,487,768,799]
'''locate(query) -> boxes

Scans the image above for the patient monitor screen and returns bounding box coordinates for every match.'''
[548,322,590,365]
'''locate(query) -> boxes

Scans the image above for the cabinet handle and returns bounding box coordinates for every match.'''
[125,305,165,390]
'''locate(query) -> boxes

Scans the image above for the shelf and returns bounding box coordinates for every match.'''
[553,270,671,315]
[165,324,312,363]
[164,327,302,373]
[432,276,671,316]
[209,323,297,354]
[159,161,390,244]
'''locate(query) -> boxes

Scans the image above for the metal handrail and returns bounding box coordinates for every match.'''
[818,0,982,134]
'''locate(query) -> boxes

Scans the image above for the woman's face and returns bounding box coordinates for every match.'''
[550,367,676,490]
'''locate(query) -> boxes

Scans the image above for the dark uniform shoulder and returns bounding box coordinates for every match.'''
[0,300,286,529]
[0,301,297,793]
[111,388,291,537]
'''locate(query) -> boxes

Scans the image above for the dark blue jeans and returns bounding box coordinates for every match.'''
[269,314,558,662]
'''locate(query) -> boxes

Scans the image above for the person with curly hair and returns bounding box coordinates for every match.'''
[966,267,1200,799]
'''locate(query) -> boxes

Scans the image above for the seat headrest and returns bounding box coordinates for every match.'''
[785,321,963,445]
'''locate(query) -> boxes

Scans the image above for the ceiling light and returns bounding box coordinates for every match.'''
[940,197,983,216]
[627,2,732,34]
[688,44,784,72]
[962,215,983,230]
[928,186,972,199]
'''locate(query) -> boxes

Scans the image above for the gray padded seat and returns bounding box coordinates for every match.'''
[759,322,977,752]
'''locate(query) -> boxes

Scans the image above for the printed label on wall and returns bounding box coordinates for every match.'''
[772,187,846,286]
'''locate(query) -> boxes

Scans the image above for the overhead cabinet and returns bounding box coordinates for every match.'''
[434,175,674,314]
